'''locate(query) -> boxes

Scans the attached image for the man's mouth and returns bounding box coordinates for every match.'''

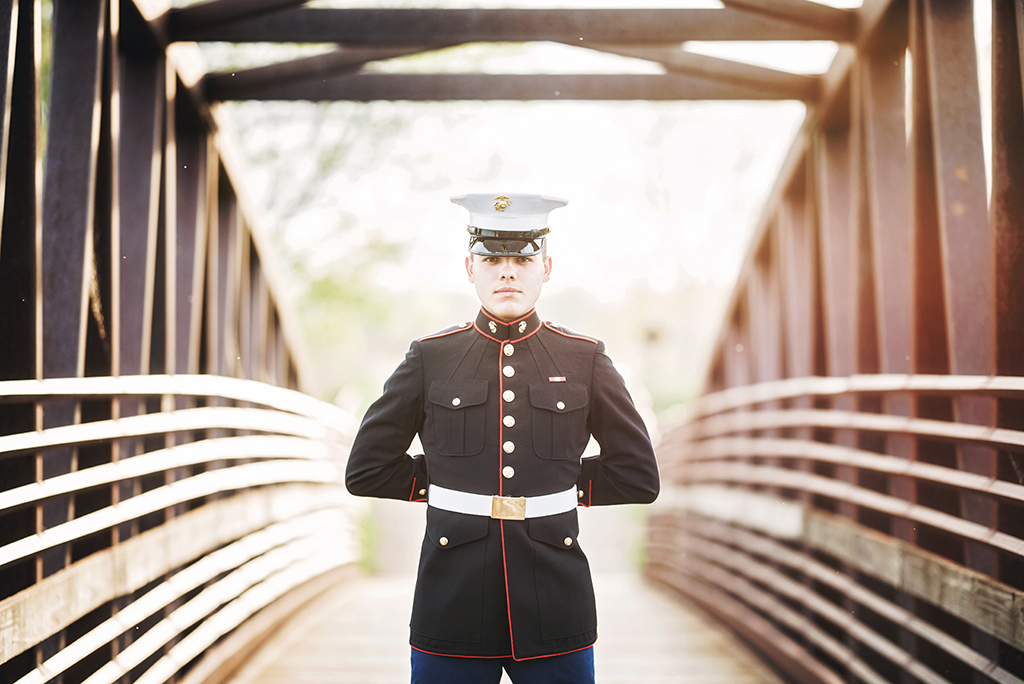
[495,288,520,294]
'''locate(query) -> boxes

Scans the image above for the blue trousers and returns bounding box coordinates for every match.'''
[410,647,595,684]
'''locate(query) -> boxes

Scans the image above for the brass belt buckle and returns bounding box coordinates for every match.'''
[491,495,526,521]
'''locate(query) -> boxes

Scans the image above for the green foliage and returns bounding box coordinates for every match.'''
[357,507,380,576]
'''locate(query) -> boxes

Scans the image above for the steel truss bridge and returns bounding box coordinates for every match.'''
[0,0,1022,683]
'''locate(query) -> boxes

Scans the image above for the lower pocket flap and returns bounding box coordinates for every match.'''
[527,511,580,548]
[426,507,489,549]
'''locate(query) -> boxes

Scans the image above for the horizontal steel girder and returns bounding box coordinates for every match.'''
[204,72,819,102]
[169,8,855,44]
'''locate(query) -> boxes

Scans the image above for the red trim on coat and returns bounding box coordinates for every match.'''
[577,480,592,507]
[410,646,508,659]
[511,641,598,661]
[473,322,542,345]
[409,642,597,661]
[542,322,599,344]
[480,307,535,325]
[500,519,516,659]
[418,324,473,342]
[498,348,504,497]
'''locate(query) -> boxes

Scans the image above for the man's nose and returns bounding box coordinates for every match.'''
[499,261,517,279]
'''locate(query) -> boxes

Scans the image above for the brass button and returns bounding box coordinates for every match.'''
[556,401,566,410]
[503,441,515,454]
[452,397,461,406]
[577,490,584,498]
[439,537,449,546]
[502,466,515,479]
[504,344,514,356]
[458,322,467,328]
[503,365,515,378]
[503,390,515,402]
[563,537,573,547]
[503,415,516,428]
[419,489,427,496]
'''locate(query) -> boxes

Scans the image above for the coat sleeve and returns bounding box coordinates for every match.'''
[345,341,430,502]
[577,343,660,506]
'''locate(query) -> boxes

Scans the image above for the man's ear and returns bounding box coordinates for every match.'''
[465,255,475,283]
[542,256,552,283]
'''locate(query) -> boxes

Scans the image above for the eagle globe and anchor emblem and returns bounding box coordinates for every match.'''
[494,195,511,212]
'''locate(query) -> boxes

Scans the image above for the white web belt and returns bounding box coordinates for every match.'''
[427,484,578,521]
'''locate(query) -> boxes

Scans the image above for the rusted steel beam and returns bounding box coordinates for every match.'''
[993,0,1024,381]
[916,0,998,593]
[573,43,822,103]
[40,0,108,588]
[860,4,916,549]
[0,0,16,225]
[815,113,860,518]
[174,118,207,376]
[42,0,106,382]
[0,0,39,384]
[777,175,818,382]
[0,0,40,610]
[210,72,812,102]
[202,46,448,103]
[698,0,903,393]
[171,8,850,45]
[118,50,162,378]
[719,0,856,38]
[747,242,785,386]
[167,0,306,37]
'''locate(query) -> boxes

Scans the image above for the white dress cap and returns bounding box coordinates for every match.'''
[451,193,568,232]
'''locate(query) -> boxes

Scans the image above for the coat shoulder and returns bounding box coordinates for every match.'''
[542,321,601,347]
[417,321,474,343]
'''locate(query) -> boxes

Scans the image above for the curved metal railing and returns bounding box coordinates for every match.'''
[0,375,360,684]
[648,374,1024,684]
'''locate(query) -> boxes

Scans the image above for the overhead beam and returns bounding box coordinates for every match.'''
[205,72,816,102]
[720,0,857,36]
[575,43,821,102]
[203,46,447,102]
[168,0,307,36]
[170,8,854,45]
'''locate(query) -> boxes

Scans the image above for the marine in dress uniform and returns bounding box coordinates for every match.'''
[345,193,660,683]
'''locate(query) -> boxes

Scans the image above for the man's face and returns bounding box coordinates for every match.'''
[465,253,552,321]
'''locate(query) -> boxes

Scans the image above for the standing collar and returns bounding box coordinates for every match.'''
[474,307,542,342]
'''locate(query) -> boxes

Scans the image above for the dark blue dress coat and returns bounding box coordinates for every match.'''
[345,307,660,660]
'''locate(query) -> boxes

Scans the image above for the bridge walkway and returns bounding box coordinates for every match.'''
[222,504,786,684]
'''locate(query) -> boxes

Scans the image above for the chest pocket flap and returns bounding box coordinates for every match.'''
[428,380,489,456]
[529,383,588,413]
[530,383,589,460]
[428,379,488,409]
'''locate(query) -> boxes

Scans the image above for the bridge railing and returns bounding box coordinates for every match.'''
[646,0,1024,682]
[649,374,1024,684]
[0,0,368,681]
[0,375,360,684]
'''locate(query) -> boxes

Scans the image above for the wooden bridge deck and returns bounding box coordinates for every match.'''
[222,571,786,684]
